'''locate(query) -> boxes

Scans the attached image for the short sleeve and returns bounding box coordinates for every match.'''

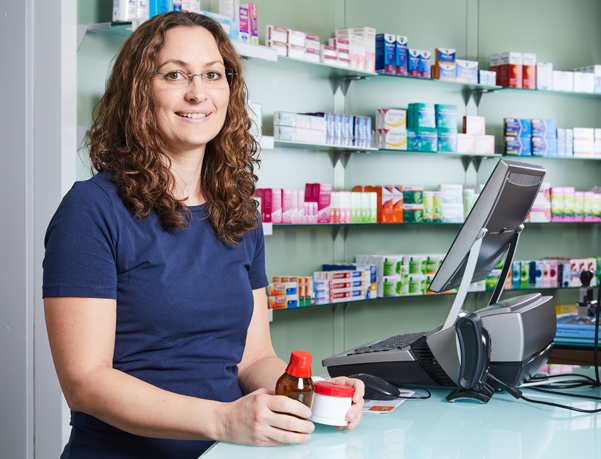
[247,217,269,290]
[43,181,118,299]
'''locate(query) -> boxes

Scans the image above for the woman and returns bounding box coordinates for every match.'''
[43,12,364,459]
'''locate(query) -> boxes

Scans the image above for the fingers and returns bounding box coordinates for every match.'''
[268,395,313,421]
[325,377,365,431]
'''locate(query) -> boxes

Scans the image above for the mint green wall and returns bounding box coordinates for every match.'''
[77,0,601,375]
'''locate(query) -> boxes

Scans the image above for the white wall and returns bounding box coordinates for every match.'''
[0,0,77,457]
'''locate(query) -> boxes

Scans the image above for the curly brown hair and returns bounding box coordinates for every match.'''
[88,12,260,244]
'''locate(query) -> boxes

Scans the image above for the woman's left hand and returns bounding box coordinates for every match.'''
[325,376,365,431]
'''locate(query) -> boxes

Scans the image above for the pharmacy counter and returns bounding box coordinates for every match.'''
[201,368,601,459]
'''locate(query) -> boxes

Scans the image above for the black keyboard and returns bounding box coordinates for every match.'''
[349,331,428,355]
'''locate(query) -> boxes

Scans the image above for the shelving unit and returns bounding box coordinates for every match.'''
[75,4,601,370]
[272,285,581,313]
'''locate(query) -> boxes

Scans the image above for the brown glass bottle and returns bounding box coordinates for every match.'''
[276,350,315,412]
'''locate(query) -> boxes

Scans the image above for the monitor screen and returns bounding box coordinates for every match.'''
[429,159,546,293]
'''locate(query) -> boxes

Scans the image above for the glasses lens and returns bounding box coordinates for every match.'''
[225,68,235,86]
[159,71,189,87]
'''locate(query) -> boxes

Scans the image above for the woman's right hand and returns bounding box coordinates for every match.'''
[216,388,315,446]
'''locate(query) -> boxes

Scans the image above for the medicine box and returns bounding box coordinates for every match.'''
[241,3,258,44]
[305,34,320,51]
[408,49,421,77]
[287,44,305,60]
[455,59,478,84]
[377,109,406,131]
[573,72,595,93]
[267,40,287,56]
[376,33,396,75]
[537,63,553,90]
[408,103,436,128]
[403,186,423,204]
[442,203,464,223]
[504,118,532,137]
[435,48,456,64]
[498,52,523,88]
[432,63,456,81]
[288,29,305,46]
[218,0,239,40]
[419,51,431,79]
[475,135,495,154]
[531,119,557,138]
[505,136,531,155]
[435,105,457,129]
[438,129,457,152]
[239,5,249,42]
[396,36,408,76]
[463,116,486,135]
[457,133,475,153]
[553,71,574,92]
[403,204,424,223]
[532,136,557,156]
[522,53,537,89]
[274,125,295,141]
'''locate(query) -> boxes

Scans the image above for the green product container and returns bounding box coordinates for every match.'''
[408,275,425,295]
[383,258,402,276]
[433,194,443,222]
[584,194,594,219]
[408,257,422,274]
[403,188,424,204]
[396,274,409,296]
[408,103,436,128]
[435,105,458,129]
[551,189,563,220]
[520,261,530,289]
[486,274,499,291]
[423,192,433,221]
[403,207,423,223]
[383,279,399,297]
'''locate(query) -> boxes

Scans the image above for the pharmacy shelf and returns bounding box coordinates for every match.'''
[271,286,581,313]
[86,23,278,62]
[368,73,501,93]
[272,221,599,229]
[502,154,601,162]
[378,149,501,160]
[273,139,378,153]
[496,87,601,100]
[246,54,377,80]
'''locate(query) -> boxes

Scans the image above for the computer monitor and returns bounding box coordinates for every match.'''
[324,159,555,394]
[430,159,545,328]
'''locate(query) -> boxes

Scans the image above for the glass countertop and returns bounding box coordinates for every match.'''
[201,366,601,459]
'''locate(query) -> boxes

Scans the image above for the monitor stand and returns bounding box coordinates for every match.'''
[440,224,524,404]
[441,224,524,332]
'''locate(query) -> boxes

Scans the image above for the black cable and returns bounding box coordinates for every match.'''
[529,386,601,401]
[487,373,601,414]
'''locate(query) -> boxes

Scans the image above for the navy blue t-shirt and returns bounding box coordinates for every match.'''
[43,172,269,459]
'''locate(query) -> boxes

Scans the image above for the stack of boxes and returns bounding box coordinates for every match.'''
[266,26,316,61]
[504,118,567,157]
[356,254,445,298]
[216,2,258,43]
[459,116,495,154]
[527,183,551,223]
[504,118,532,156]
[489,52,536,89]
[375,34,412,76]
[352,186,393,223]
[510,258,598,290]
[432,48,456,81]
[267,276,314,309]
[573,66,601,93]
[376,109,407,150]
[408,49,431,78]
[322,263,377,300]
[407,103,437,151]
[436,105,458,152]
[532,119,557,156]
[335,27,376,72]
[313,270,369,304]
[439,184,464,223]
[573,128,595,157]
[274,111,371,147]
[551,187,601,222]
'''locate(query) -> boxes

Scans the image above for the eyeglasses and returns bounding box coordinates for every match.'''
[153,68,236,88]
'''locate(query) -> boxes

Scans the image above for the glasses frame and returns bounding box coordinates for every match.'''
[153,68,237,87]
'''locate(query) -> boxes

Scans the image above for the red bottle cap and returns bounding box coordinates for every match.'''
[285,350,313,378]
[314,381,355,398]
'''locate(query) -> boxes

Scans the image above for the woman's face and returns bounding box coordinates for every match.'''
[152,26,230,155]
